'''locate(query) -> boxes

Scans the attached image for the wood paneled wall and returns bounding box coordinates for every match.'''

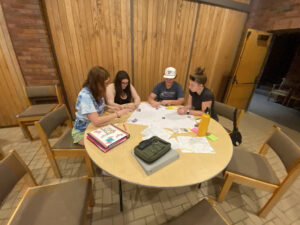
[0,4,28,126]
[133,0,198,100]
[44,0,131,114]
[44,0,248,115]
[188,4,247,99]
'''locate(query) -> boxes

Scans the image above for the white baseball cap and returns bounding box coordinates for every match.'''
[163,67,176,79]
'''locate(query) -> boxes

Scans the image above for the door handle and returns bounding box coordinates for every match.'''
[232,75,259,85]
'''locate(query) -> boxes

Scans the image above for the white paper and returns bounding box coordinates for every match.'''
[127,103,196,129]
[141,126,172,141]
[176,136,215,154]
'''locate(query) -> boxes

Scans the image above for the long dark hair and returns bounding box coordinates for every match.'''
[189,67,207,85]
[114,70,132,102]
[83,66,110,103]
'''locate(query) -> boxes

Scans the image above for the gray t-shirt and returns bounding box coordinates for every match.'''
[152,81,184,101]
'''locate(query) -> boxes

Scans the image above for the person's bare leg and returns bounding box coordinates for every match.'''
[78,138,85,146]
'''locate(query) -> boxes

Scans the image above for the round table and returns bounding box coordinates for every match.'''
[84,112,233,188]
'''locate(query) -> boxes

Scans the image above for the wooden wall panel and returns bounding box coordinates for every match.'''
[187,4,247,100]
[134,0,197,100]
[44,0,131,115]
[133,0,198,100]
[0,4,28,126]
[44,0,247,114]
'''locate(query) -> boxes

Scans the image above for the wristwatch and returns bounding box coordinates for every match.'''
[186,109,190,115]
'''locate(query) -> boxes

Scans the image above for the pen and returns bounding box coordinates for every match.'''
[123,123,127,131]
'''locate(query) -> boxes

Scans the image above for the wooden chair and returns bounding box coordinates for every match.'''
[16,84,63,140]
[214,101,244,134]
[287,83,300,108]
[35,105,94,178]
[268,78,292,104]
[165,198,230,225]
[217,126,300,217]
[0,150,94,225]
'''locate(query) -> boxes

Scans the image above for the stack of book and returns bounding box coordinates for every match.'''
[87,124,130,153]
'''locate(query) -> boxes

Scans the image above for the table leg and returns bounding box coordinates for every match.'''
[119,180,123,212]
[198,183,202,189]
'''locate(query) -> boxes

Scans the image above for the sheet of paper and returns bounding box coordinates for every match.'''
[177,136,215,154]
[141,126,172,141]
[127,103,196,129]
[168,138,181,150]
[171,128,191,134]
[207,134,219,141]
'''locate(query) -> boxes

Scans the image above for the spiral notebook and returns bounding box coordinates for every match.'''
[87,124,130,153]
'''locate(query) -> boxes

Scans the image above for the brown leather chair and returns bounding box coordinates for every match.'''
[35,105,94,178]
[165,198,230,225]
[16,84,63,140]
[217,126,300,217]
[214,101,244,134]
[1,150,94,225]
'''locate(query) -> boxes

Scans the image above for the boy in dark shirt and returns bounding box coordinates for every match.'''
[148,67,184,107]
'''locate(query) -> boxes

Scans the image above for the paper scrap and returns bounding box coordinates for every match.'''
[207,134,219,141]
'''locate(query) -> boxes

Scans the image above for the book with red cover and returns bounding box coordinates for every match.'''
[87,124,130,153]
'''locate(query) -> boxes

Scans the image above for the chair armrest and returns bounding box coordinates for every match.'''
[270,84,279,91]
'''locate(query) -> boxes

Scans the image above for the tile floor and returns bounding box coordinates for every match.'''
[0,111,300,225]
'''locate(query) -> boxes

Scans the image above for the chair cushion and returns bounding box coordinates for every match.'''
[26,85,57,98]
[17,104,56,118]
[227,148,280,185]
[52,129,84,149]
[9,177,91,225]
[166,199,228,225]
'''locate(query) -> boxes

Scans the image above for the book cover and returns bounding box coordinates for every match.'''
[87,124,130,152]
[132,149,179,175]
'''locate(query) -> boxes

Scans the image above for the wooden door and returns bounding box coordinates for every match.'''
[224,29,272,109]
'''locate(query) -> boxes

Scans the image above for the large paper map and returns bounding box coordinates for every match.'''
[126,103,196,129]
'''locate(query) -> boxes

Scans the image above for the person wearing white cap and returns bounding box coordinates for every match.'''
[148,67,184,107]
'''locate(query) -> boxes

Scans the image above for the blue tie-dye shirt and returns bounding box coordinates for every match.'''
[73,87,105,132]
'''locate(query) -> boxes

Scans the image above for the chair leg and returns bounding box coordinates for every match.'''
[18,121,33,140]
[84,155,94,177]
[217,174,234,202]
[24,173,37,187]
[258,172,299,218]
[49,156,62,178]
[89,188,95,207]
[119,180,123,212]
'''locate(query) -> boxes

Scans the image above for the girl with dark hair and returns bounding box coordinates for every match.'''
[72,66,130,145]
[106,70,140,110]
[177,67,218,120]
